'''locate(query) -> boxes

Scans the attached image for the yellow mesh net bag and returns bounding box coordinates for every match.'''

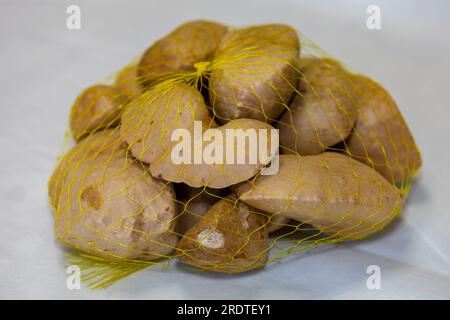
[48,20,422,288]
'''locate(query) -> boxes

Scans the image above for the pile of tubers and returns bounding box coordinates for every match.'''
[49,20,422,274]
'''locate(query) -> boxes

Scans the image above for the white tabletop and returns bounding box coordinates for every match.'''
[1,0,450,299]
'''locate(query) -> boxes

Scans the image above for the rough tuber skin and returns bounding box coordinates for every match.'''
[51,129,179,261]
[345,75,422,184]
[277,58,358,155]
[236,153,404,240]
[177,194,268,272]
[48,129,126,209]
[115,64,143,101]
[175,185,223,235]
[121,83,277,188]
[209,24,300,122]
[70,85,126,141]
[138,20,228,86]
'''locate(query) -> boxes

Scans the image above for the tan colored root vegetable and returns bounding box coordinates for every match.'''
[70,85,126,141]
[121,82,210,165]
[55,137,178,261]
[217,24,300,51]
[115,64,143,100]
[266,214,290,233]
[209,24,300,122]
[176,185,285,234]
[149,117,277,188]
[277,58,357,155]
[48,129,126,209]
[121,82,278,188]
[235,153,403,240]
[346,76,422,184]
[138,20,228,86]
[176,185,223,235]
[177,194,268,272]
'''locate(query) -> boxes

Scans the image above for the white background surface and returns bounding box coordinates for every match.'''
[1,0,450,299]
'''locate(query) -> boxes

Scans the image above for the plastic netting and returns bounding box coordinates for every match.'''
[48,21,422,288]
